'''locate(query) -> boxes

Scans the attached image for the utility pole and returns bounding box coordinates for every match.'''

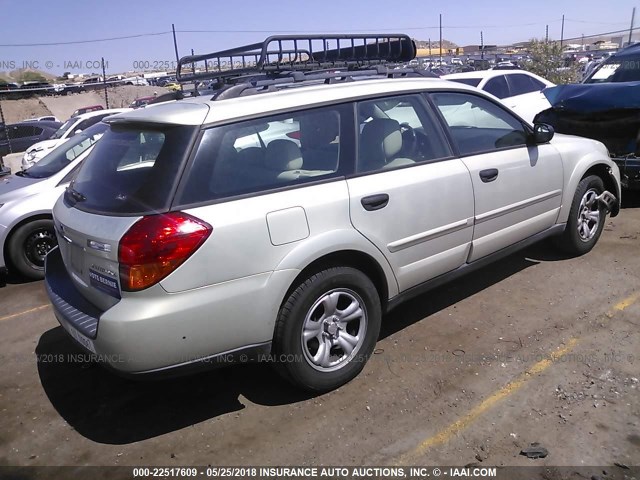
[560,14,565,49]
[480,31,484,62]
[429,38,431,58]
[172,23,180,69]
[545,24,549,43]
[629,7,636,45]
[101,58,109,109]
[439,14,443,64]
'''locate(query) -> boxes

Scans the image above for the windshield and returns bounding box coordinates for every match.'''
[584,53,640,83]
[23,123,108,179]
[50,118,77,139]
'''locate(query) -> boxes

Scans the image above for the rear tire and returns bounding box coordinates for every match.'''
[273,267,381,392]
[557,175,606,256]
[7,219,57,280]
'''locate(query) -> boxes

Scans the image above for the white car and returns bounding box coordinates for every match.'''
[443,70,554,123]
[23,115,61,123]
[44,34,620,393]
[0,123,107,279]
[22,108,131,169]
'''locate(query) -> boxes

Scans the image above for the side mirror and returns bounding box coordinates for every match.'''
[532,123,554,144]
[72,129,82,137]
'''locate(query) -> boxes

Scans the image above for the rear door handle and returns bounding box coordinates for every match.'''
[479,168,499,183]
[361,194,389,211]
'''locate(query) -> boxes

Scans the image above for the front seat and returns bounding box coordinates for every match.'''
[359,118,415,172]
[264,139,304,181]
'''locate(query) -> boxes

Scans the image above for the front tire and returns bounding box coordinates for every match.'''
[273,267,381,392]
[7,219,57,280]
[557,175,606,255]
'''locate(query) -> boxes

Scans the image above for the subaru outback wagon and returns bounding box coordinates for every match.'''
[45,35,620,392]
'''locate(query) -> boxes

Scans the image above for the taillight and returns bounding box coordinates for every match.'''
[286,131,301,140]
[119,212,212,291]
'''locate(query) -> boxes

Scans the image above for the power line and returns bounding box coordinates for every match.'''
[0,22,564,47]
[1,21,637,48]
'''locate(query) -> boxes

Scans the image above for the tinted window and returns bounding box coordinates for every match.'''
[68,124,195,214]
[8,125,34,139]
[178,106,346,205]
[357,94,450,173]
[432,92,528,156]
[24,123,108,179]
[507,74,541,96]
[32,126,43,136]
[483,76,509,99]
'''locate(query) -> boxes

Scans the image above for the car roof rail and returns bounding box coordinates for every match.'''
[176,33,417,84]
[179,66,437,100]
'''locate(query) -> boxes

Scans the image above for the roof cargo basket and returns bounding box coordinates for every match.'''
[176,34,417,84]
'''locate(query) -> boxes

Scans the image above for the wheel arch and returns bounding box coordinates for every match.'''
[558,159,621,223]
[281,249,391,315]
[581,164,621,217]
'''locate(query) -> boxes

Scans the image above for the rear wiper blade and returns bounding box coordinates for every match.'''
[66,186,86,202]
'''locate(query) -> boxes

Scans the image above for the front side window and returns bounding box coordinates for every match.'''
[432,92,528,156]
[356,94,450,173]
[178,106,345,205]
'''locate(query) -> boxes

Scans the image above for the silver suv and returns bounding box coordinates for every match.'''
[44,35,621,392]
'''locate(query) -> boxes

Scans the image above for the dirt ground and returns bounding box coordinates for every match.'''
[0,194,639,478]
[0,86,169,123]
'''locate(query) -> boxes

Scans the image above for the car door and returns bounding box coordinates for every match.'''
[347,94,475,293]
[430,91,563,262]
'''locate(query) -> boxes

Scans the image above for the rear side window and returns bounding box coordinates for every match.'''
[177,106,346,205]
[507,74,542,96]
[68,124,195,215]
[483,76,509,99]
[8,125,35,139]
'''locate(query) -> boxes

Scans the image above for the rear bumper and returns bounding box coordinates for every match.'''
[613,156,640,189]
[44,246,288,377]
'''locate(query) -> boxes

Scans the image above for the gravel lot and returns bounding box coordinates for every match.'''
[0,192,639,477]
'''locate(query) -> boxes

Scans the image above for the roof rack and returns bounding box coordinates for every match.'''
[176,33,417,84]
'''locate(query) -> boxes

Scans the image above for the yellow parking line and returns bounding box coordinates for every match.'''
[0,304,50,322]
[606,291,640,318]
[396,338,579,464]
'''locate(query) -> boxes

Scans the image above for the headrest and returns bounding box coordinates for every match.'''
[265,139,303,171]
[299,111,339,149]
[359,118,402,171]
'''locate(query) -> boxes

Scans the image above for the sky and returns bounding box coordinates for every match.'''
[0,0,638,76]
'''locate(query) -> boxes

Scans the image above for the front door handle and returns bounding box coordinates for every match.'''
[479,168,499,183]
[361,194,389,211]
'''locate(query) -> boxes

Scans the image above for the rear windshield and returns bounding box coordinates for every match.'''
[449,78,481,87]
[23,122,107,179]
[67,124,195,215]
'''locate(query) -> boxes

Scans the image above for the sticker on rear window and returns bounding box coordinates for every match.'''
[89,268,121,299]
